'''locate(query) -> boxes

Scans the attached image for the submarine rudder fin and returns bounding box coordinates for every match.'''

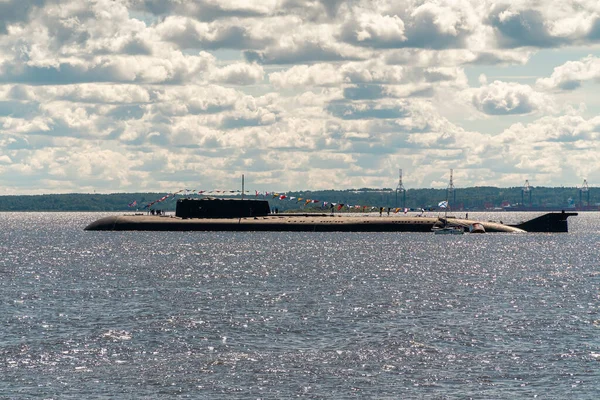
[511,211,578,233]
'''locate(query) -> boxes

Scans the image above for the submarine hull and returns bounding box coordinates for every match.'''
[85,198,575,232]
[84,214,530,233]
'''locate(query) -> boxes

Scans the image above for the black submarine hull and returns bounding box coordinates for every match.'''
[86,215,440,232]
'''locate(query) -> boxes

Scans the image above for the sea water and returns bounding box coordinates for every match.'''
[1,212,599,399]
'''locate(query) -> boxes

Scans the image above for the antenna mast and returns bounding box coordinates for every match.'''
[446,169,456,207]
[395,169,406,209]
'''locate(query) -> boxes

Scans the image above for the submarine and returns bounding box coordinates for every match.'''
[84,198,577,233]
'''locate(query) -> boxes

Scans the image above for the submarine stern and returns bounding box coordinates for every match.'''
[511,211,578,233]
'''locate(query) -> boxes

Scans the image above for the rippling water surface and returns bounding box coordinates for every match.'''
[2,212,600,398]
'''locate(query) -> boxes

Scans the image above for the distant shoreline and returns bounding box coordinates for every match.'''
[0,187,596,212]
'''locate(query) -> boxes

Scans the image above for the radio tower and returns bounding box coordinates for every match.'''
[446,169,456,207]
[395,169,406,209]
[579,179,589,207]
[522,179,532,207]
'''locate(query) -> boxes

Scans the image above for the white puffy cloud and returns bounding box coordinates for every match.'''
[344,12,407,46]
[209,62,264,85]
[340,2,473,49]
[244,23,369,64]
[155,16,272,50]
[537,56,600,90]
[487,1,600,48]
[483,114,600,181]
[19,84,151,104]
[269,64,345,88]
[0,52,216,84]
[469,81,549,115]
[269,61,467,101]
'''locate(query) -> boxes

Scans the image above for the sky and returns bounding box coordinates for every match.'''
[1,0,600,194]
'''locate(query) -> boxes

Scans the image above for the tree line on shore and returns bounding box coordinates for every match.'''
[0,186,596,212]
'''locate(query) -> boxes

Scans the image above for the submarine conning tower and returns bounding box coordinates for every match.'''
[175,197,270,219]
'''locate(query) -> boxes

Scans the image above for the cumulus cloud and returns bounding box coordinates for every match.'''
[470,81,549,115]
[0,52,217,85]
[327,100,411,120]
[155,16,272,50]
[269,64,345,88]
[50,84,152,104]
[153,85,239,115]
[269,61,466,101]
[482,114,600,181]
[339,0,480,50]
[537,56,600,90]
[488,1,600,48]
[209,62,264,85]
[0,0,45,35]
[339,12,407,47]
[489,7,561,48]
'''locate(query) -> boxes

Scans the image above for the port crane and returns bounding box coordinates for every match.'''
[579,179,589,207]
[521,180,532,207]
[395,169,406,209]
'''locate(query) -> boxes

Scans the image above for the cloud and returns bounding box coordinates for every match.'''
[343,85,386,100]
[269,61,466,99]
[470,81,549,115]
[280,0,346,20]
[243,17,370,64]
[0,0,45,35]
[326,100,411,120]
[150,85,244,116]
[269,63,345,88]
[499,114,600,144]
[488,2,600,49]
[131,0,275,22]
[0,100,39,118]
[1,114,52,134]
[0,53,216,85]
[339,12,407,48]
[48,84,152,104]
[244,41,366,65]
[537,56,600,90]
[385,48,532,67]
[483,114,600,179]
[3,0,600,193]
[340,1,477,50]
[209,62,264,85]
[24,0,150,56]
[489,7,561,48]
[106,105,146,121]
[156,16,272,50]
